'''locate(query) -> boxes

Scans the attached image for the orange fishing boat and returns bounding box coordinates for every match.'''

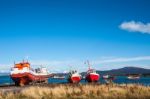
[10,60,53,86]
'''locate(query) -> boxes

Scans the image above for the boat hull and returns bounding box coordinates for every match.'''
[86,74,99,82]
[68,76,81,83]
[11,73,49,86]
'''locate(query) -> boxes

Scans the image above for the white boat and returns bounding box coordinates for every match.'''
[127,75,140,79]
[102,75,109,79]
[53,75,65,79]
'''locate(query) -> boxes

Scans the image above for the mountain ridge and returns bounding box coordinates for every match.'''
[97,66,150,76]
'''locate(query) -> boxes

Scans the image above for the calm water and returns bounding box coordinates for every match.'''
[0,75,150,86]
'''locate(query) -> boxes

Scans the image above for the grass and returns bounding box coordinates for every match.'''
[0,84,150,99]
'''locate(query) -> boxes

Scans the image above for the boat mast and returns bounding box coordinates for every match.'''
[25,56,29,63]
[69,64,73,71]
[23,59,25,63]
[14,61,15,67]
[87,60,91,70]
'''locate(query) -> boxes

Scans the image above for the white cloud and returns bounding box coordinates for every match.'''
[119,21,150,34]
[30,60,81,66]
[30,60,84,73]
[93,56,150,64]
[30,56,150,71]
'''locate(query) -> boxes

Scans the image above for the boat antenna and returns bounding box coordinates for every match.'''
[25,56,29,62]
[87,60,91,70]
[14,61,15,66]
[85,60,91,70]
[69,64,73,71]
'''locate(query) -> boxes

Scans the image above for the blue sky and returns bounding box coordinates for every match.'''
[0,0,150,72]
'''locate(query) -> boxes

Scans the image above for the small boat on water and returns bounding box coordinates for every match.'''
[10,60,53,86]
[85,61,100,82]
[53,75,65,79]
[102,75,115,84]
[127,75,140,79]
[68,70,81,83]
[103,75,109,79]
[102,75,115,80]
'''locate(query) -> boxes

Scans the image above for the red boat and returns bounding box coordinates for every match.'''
[10,60,53,86]
[85,61,100,82]
[68,70,81,83]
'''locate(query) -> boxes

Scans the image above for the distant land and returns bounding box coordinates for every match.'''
[97,67,150,76]
[0,72,9,76]
[81,67,150,76]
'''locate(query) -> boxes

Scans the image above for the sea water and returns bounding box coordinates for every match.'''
[0,75,150,86]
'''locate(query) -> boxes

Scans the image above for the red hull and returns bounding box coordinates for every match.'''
[68,76,81,83]
[11,73,50,86]
[86,74,100,82]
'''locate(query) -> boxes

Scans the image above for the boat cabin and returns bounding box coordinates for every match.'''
[69,70,77,75]
[87,69,97,74]
[14,61,30,70]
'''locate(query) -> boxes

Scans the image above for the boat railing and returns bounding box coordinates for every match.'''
[87,69,96,74]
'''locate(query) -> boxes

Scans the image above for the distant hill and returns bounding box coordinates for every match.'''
[0,72,9,76]
[97,67,150,76]
[81,67,150,76]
